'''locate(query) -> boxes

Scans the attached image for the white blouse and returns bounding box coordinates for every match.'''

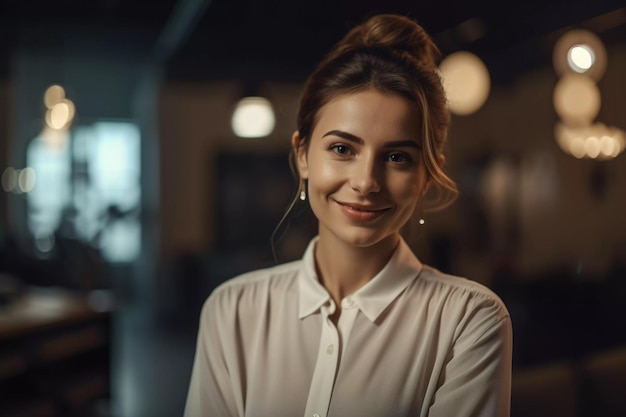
[184,237,512,417]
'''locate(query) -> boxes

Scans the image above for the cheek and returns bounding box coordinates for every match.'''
[389,173,423,203]
[308,157,342,189]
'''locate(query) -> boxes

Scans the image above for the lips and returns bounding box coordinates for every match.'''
[336,201,390,222]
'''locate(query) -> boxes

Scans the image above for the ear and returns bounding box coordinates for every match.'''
[291,130,309,180]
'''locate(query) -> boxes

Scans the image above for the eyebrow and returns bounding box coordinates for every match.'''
[322,129,422,149]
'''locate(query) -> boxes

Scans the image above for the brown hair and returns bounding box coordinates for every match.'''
[293,13,458,210]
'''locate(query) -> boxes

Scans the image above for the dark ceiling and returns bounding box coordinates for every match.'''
[1,0,626,86]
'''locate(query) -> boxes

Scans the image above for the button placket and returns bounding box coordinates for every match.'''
[303,303,340,417]
[337,298,359,360]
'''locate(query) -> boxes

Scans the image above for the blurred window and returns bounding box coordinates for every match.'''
[27,121,141,263]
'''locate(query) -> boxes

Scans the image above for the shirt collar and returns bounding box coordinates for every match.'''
[298,237,331,319]
[298,237,423,322]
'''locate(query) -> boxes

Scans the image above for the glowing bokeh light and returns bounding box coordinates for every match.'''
[44,84,65,109]
[45,99,75,130]
[18,167,37,193]
[553,29,606,81]
[553,73,601,126]
[231,96,276,138]
[555,122,625,160]
[50,102,70,128]
[584,136,601,159]
[63,99,76,122]
[569,136,586,159]
[2,167,18,192]
[600,135,616,157]
[568,45,595,73]
[439,51,490,115]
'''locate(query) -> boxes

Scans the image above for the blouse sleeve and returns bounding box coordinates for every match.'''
[184,292,242,417]
[429,300,513,417]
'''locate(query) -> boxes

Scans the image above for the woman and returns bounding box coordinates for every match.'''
[185,13,512,417]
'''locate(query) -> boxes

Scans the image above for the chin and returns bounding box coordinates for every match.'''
[334,228,398,250]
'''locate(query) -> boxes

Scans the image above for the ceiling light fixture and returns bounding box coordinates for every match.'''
[231,96,276,138]
[551,28,623,160]
[552,73,601,127]
[553,29,607,81]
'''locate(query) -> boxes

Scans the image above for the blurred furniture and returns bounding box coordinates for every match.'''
[0,288,111,417]
[512,345,626,417]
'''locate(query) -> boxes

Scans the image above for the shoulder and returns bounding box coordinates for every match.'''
[413,265,512,345]
[201,259,302,318]
[416,264,510,322]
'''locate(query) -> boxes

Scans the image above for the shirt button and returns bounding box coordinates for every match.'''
[326,301,336,314]
[313,414,320,417]
[326,344,334,355]
[343,297,355,307]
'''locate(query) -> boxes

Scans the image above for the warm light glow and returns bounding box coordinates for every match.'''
[569,136,586,159]
[50,102,69,128]
[44,84,65,109]
[438,51,490,115]
[553,73,601,126]
[63,98,75,122]
[45,99,75,130]
[553,29,607,81]
[2,167,18,192]
[231,96,276,138]
[555,122,625,160]
[599,135,616,157]
[568,44,595,73]
[18,167,37,193]
[584,136,601,159]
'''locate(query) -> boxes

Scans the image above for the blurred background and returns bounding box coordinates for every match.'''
[1,0,625,416]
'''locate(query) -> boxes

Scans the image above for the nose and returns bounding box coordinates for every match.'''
[349,155,381,195]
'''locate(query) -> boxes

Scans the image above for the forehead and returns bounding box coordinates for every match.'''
[313,89,422,141]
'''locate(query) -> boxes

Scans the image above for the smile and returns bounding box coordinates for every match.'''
[336,201,390,222]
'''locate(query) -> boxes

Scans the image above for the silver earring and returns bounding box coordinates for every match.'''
[299,181,306,201]
[416,206,425,225]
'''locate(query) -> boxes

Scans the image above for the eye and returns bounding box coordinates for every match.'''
[328,144,352,156]
[386,152,412,164]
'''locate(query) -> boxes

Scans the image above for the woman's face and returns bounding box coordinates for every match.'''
[294,89,429,250]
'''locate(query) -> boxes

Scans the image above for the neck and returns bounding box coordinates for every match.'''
[314,231,400,307]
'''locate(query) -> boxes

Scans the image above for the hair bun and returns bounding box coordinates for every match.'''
[333,14,441,68]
